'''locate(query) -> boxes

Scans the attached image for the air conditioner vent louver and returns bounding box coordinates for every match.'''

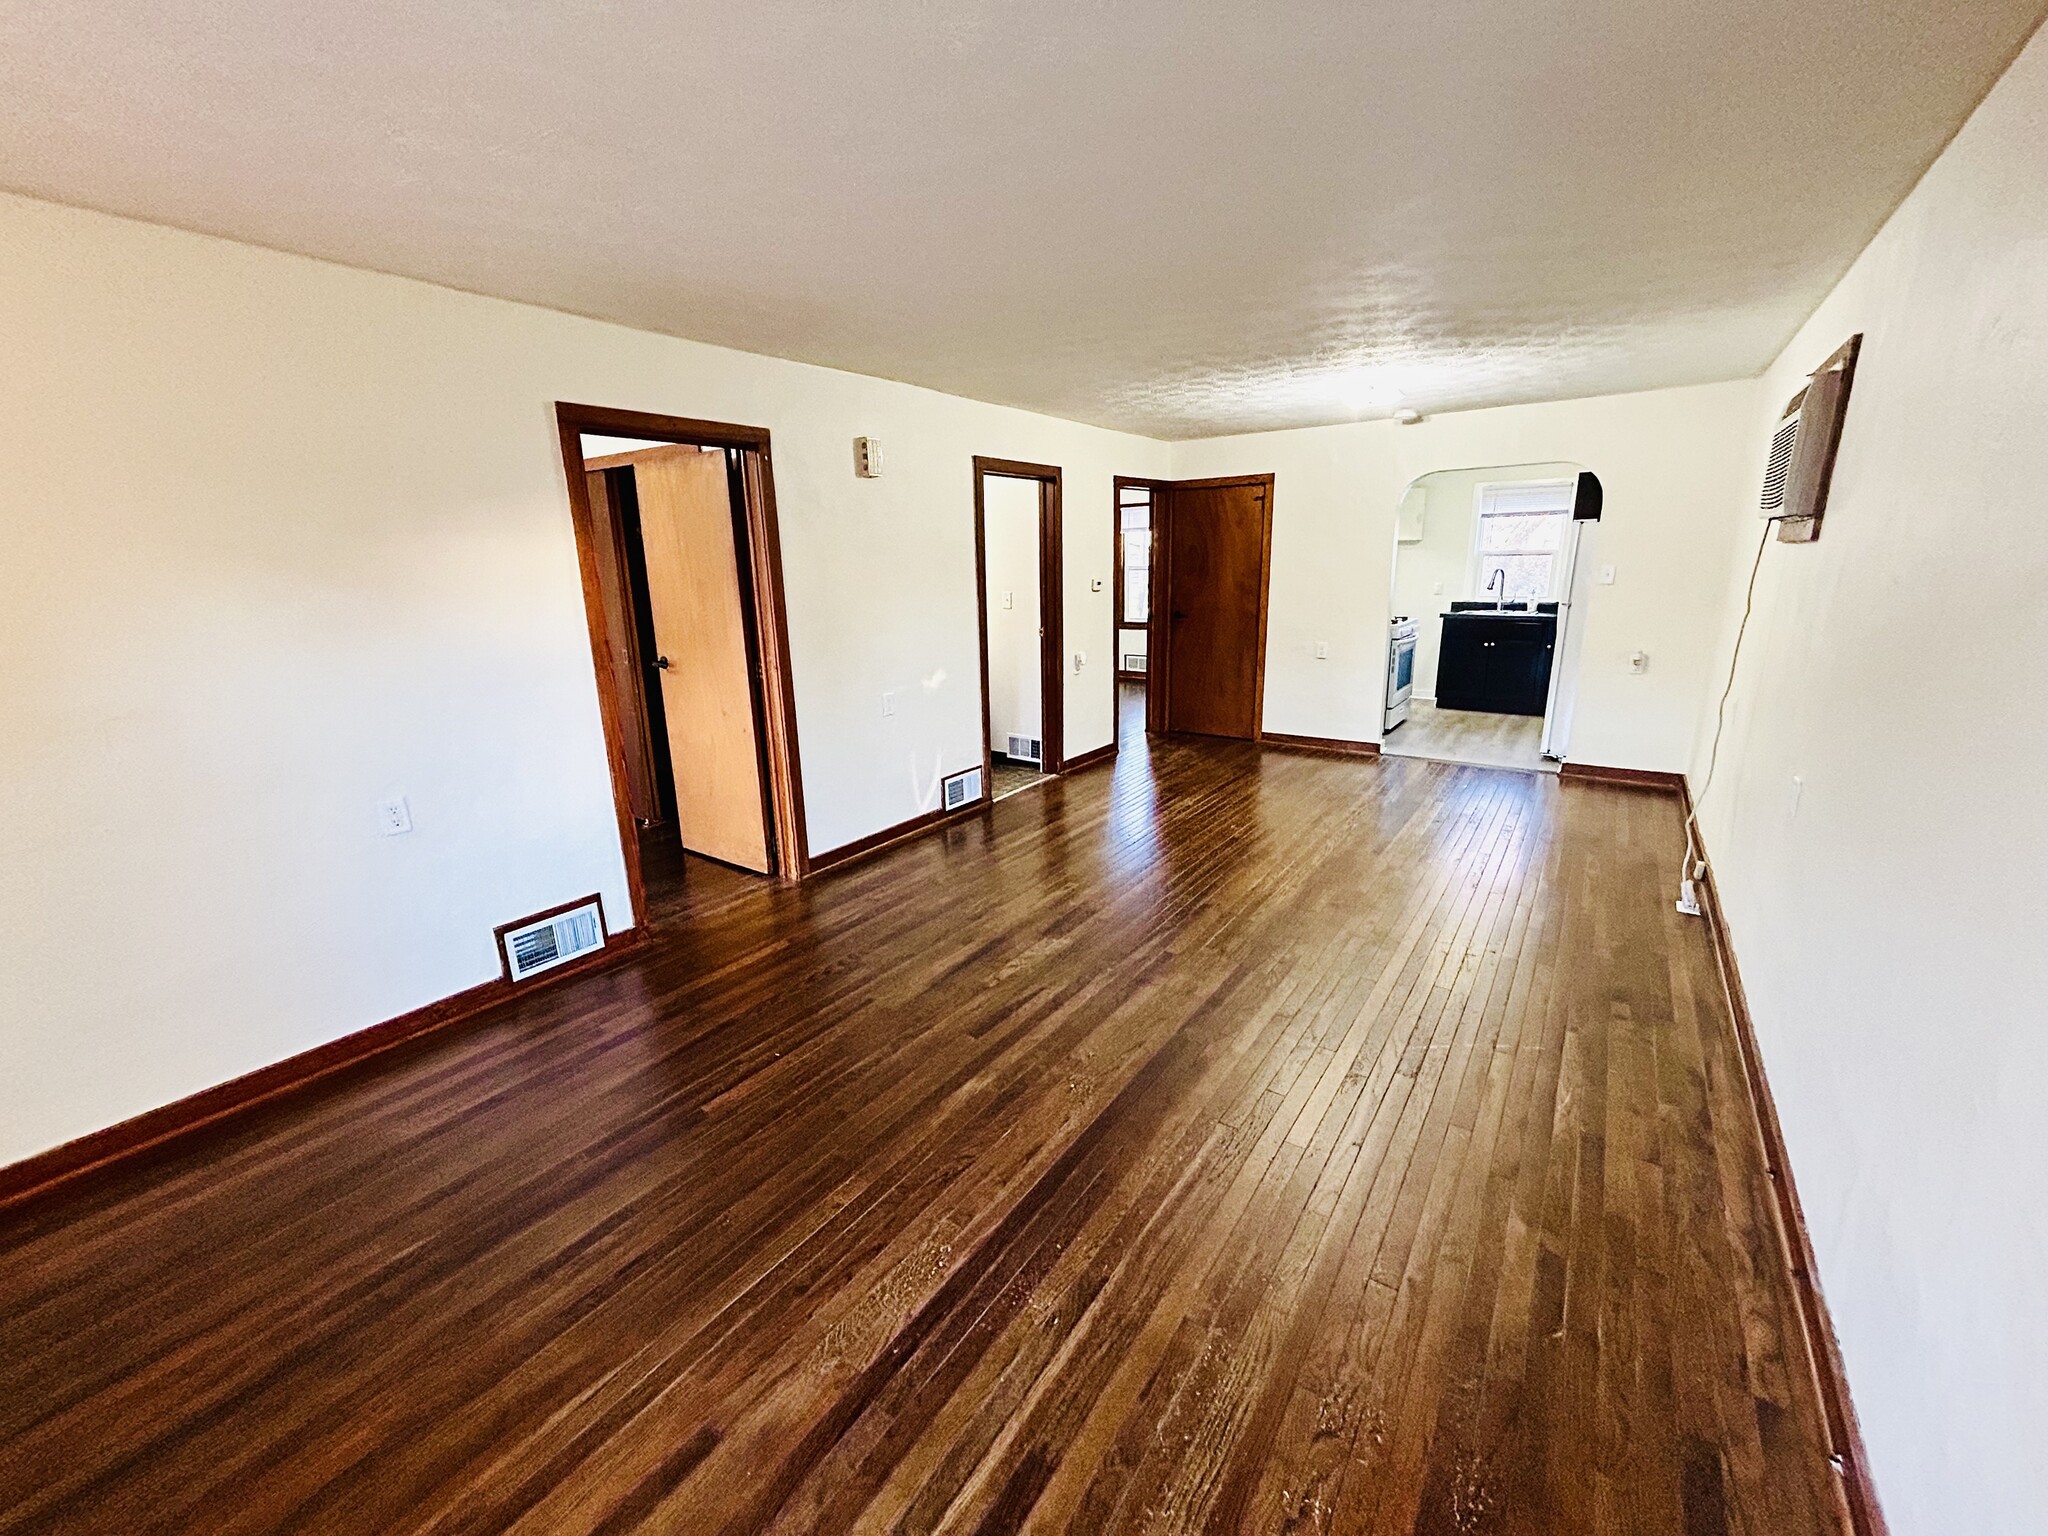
[1760,414,1800,515]
[498,897,607,983]
[1005,735,1043,764]
[942,767,983,810]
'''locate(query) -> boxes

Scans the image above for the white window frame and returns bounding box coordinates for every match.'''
[1467,478,1576,603]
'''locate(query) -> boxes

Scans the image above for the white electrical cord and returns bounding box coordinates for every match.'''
[1679,519,1772,908]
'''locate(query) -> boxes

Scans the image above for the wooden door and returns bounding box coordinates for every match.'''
[1161,478,1272,738]
[584,470,662,824]
[633,446,771,873]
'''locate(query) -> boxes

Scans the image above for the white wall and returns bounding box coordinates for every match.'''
[0,191,1166,1167]
[1389,463,1579,697]
[1689,28,2048,1534]
[981,476,1042,753]
[1167,383,1755,766]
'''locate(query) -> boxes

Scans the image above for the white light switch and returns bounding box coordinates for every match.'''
[882,690,896,718]
[1090,577,1103,593]
[377,796,412,836]
[1627,651,1648,674]
[1073,650,1086,673]
[1002,591,1013,609]
[1598,564,1616,585]
[1315,641,1329,660]
[1433,580,1445,595]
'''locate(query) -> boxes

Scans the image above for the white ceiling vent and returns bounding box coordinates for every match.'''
[497,896,607,983]
[942,767,982,810]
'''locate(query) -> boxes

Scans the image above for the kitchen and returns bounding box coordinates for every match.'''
[1383,466,1598,772]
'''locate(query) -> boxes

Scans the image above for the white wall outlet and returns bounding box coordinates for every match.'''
[1598,564,1616,585]
[1072,650,1086,673]
[1433,580,1445,595]
[1002,590,1013,610]
[882,689,896,718]
[1315,640,1329,660]
[852,436,881,477]
[377,796,412,835]
[1627,650,1649,674]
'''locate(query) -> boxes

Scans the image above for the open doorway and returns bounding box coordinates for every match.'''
[555,405,807,922]
[1382,463,1600,774]
[1113,479,1154,746]
[973,457,1063,801]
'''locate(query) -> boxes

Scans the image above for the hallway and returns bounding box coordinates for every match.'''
[0,741,1838,1534]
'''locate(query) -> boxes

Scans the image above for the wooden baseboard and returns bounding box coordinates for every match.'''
[0,927,649,1215]
[1558,761,1685,792]
[1686,806,1888,1536]
[1062,740,1118,774]
[809,798,989,874]
[1259,731,1382,758]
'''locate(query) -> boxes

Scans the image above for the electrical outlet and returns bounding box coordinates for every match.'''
[1002,591,1013,610]
[882,690,896,718]
[1433,580,1445,595]
[1315,641,1329,660]
[377,796,412,836]
[1627,651,1649,675]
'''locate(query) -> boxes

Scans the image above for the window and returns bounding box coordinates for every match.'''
[1472,482,1572,603]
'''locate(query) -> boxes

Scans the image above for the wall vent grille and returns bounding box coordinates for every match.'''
[942,767,982,810]
[1005,735,1043,764]
[1760,412,1801,515]
[497,897,607,983]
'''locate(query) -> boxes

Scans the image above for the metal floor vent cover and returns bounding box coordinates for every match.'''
[497,896,607,982]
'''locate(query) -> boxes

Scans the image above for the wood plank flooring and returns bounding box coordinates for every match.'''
[0,714,1841,1535]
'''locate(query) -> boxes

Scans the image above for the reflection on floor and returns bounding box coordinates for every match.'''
[1118,678,1146,741]
[1383,699,1555,773]
[991,755,1051,801]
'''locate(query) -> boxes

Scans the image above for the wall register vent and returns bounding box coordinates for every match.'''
[496,896,608,983]
[1005,735,1043,764]
[942,767,983,810]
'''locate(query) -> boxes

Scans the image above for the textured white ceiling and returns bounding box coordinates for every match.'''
[2,0,2041,437]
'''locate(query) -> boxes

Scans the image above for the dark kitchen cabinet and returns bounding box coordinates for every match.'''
[1435,613,1556,716]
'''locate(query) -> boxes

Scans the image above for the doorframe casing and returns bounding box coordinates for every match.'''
[1148,473,1276,741]
[554,403,811,918]
[972,457,1065,788]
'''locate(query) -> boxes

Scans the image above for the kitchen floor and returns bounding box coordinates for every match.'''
[1383,699,1555,773]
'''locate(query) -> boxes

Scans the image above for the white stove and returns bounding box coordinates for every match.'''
[1385,617,1418,732]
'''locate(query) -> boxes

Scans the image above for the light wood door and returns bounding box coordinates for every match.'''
[1162,479,1271,738]
[632,445,770,873]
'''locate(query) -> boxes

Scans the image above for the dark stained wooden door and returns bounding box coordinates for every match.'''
[1162,478,1271,738]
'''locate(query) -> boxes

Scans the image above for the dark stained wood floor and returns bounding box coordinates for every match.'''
[0,693,1843,1535]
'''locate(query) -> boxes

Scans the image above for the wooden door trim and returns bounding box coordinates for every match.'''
[1150,473,1274,741]
[554,403,811,914]
[972,457,1065,785]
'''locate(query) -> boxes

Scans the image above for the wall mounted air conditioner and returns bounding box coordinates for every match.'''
[1761,334,1861,543]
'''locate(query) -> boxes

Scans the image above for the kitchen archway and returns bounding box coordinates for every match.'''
[1384,462,1603,773]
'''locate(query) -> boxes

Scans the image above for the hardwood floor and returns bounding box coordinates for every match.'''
[1382,701,1553,774]
[0,730,1841,1535]
[989,756,1051,801]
